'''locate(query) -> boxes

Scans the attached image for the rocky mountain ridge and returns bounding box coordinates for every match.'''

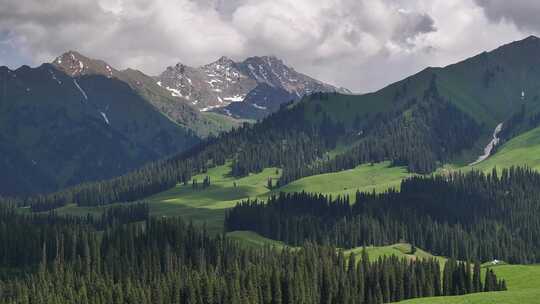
[157,55,350,119]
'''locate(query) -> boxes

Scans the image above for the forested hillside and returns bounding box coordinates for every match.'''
[14,37,540,227]
[226,167,540,264]
[0,204,505,304]
[0,64,201,196]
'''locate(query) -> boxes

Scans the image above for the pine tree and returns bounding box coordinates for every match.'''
[472,261,482,292]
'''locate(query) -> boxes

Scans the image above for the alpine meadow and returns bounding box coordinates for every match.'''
[2,1,540,303]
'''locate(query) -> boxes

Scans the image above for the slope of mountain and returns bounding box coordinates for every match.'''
[0,54,203,196]
[472,125,540,171]
[294,36,540,166]
[52,51,238,137]
[156,55,350,119]
[300,36,540,125]
[21,36,540,212]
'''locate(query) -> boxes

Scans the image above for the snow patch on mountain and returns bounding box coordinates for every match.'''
[252,103,267,110]
[223,95,244,102]
[105,65,113,78]
[200,105,221,112]
[73,79,88,101]
[100,112,110,125]
[157,55,349,116]
[165,86,183,97]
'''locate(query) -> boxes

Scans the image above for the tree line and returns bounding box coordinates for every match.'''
[226,166,540,264]
[21,76,484,212]
[278,76,481,184]
[0,204,504,304]
[23,102,337,211]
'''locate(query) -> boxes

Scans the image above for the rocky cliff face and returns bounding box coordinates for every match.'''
[157,55,350,119]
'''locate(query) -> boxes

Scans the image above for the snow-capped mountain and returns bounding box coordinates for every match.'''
[53,50,118,78]
[157,56,350,118]
[51,51,234,137]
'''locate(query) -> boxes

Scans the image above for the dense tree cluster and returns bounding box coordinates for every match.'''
[278,77,481,184]
[24,103,336,211]
[21,76,482,212]
[0,205,504,304]
[0,203,148,269]
[227,167,540,264]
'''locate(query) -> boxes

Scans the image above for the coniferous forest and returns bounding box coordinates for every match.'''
[0,204,505,304]
[7,20,540,304]
[226,167,540,264]
[18,77,484,212]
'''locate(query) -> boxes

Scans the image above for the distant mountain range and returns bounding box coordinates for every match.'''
[5,36,540,197]
[157,55,350,119]
[29,36,540,211]
[0,51,206,196]
[0,51,347,196]
[51,51,233,137]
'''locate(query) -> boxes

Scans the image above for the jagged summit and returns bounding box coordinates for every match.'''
[211,56,235,65]
[157,55,350,116]
[52,51,116,78]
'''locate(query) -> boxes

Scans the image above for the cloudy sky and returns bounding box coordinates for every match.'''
[0,0,538,92]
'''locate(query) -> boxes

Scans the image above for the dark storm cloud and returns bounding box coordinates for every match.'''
[475,0,540,32]
[392,11,437,45]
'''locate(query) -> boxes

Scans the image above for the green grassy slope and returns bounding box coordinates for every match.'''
[401,264,540,304]
[45,118,540,232]
[224,232,539,304]
[303,37,540,131]
[226,231,288,249]
[280,161,412,197]
[142,162,408,232]
[472,125,540,171]
[344,243,447,267]
[144,164,280,232]
[48,161,409,232]
[225,231,444,264]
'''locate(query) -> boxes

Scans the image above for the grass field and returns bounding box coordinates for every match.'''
[401,264,540,304]
[144,164,281,232]
[226,231,445,264]
[226,231,288,249]
[44,122,540,236]
[49,161,410,233]
[472,126,540,172]
[280,161,412,197]
[199,112,253,136]
[225,231,540,304]
[147,161,414,232]
[143,161,411,232]
[344,243,447,267]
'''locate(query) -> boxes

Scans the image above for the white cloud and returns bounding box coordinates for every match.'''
[0,0,535,92]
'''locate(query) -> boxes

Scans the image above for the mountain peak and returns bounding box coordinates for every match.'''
[54,50,89,64]
[205,56,235,68]
[217,56,233,63]
[52,50,115,78]
[157,54,349,115]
